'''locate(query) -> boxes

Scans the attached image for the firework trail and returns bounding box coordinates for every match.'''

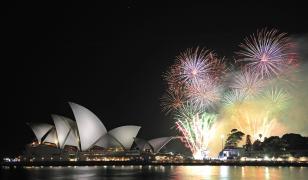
[175,105,217,159]
[236,28,297,79]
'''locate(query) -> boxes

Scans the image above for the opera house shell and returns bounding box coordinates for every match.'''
[134,137,175,153]
[28,102,173,154]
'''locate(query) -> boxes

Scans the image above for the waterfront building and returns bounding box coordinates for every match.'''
[24,102,175,162]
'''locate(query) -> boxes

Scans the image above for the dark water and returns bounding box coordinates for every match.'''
[1,165,308,180]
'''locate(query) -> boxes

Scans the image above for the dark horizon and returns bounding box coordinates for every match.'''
[2,1,308,157]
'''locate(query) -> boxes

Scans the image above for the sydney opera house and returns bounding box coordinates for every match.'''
[22,102,180,162]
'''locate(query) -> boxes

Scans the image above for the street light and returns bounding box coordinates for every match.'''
[221,135,224,150]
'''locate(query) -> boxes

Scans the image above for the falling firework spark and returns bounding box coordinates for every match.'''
[238,106,275,141]
[175,105,217,159]
[236,28,296,79]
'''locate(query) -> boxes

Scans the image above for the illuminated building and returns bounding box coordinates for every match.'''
[134,137,174,154]
[218,147,244,160]
[23,102,175,162]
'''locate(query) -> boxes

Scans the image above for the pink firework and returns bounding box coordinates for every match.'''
[176,47,214,84]
[230,70,264,98]
[236,28,297,79]
[161,89,186,114]
[163,63,183,93]
[207,52,227,82]
[186,78,221,110]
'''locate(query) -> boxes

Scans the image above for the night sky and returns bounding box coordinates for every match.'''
[2,1,307,157]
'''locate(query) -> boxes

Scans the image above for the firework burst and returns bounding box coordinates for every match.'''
[161,47,225,158]
[230,70,264,98]
[236,28,296,79]
[176,47,215,84]
[263,87,289,113]
[207,52,227,82]
[161,90,186,114]
[186,78,221,111]
[222,89,246,108]
[163,64,183,92]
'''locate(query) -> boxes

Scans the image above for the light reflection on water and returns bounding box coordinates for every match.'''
[1,165,308,180]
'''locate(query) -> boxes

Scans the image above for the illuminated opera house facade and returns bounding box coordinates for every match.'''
[23,102,181,162]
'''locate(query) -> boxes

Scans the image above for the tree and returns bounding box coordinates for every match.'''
[262,136,287,157]
[252,139,263,151]
[244,135,252,151]
[281,133,308,150]
[225,129,245,148]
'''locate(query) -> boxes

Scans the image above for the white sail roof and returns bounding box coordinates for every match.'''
[28,123,53,143]
[64,117,80,146]
[69,102,107,151]
[64,129,80,148]
[134,138,153,151]
[52,114,72,149]
[96,134,122,148]
[148,137,174,153]
[43,128,58,146]
[108,125,141,150]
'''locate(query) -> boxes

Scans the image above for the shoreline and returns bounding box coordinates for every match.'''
[2,160,308,168]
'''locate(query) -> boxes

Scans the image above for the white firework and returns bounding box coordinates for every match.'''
[230,70,264,98]
[186,78,221,111]
[177,47,214,84]
[237,28,296,79]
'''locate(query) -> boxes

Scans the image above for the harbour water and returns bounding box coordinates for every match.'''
[1,165,308,180]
